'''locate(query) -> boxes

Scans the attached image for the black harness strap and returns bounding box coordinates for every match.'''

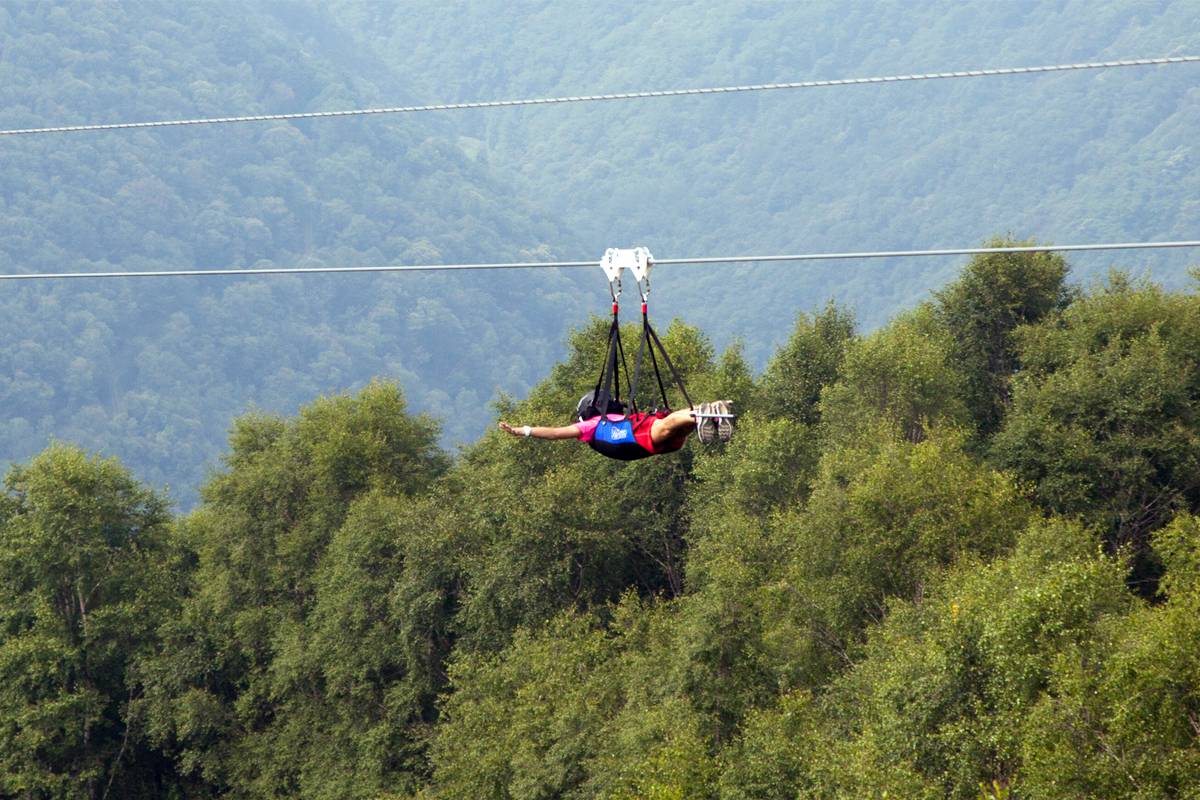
[647,321,694,410]
[592,315,613,395]
[615,324,632,409]
[629,306,694,413]
[645,316,671,409]
[630,311,650,412]
[593,309,636,417]
[592,314,615,410]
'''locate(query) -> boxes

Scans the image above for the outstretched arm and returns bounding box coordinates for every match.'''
[498,421,581,441]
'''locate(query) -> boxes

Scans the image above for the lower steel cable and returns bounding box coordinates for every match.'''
[1,240,1198,281]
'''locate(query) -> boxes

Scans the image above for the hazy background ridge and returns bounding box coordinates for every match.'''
[1,0,1198,505]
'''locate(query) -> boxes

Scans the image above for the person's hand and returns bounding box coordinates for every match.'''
[498,421,523,437]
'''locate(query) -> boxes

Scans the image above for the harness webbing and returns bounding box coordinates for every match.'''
[629,308,693,412]
[647,318,693,410]
[595,300,693,419]
[594,310,634,415]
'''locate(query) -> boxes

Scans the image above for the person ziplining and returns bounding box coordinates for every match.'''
[499,248,736,460]
[498,396,733,458]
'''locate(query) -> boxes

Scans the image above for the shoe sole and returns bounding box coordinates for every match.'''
[695,404,717,444]
[715,401,735,443]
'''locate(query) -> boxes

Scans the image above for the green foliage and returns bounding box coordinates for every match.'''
[1019,512,1200,799]
[758,302,855,424]
[136,382,449,798]
[814,517,1130,799]
[993,275,1200,562]
[429,610,621,799]
[691,416,819,520]
[0,445,177,799]
[5,254,1200,799]
[449,445,694,652]
[770,428,1031,688]
[597,713,718,800]
[934,243,1071,437]
[429,597,720,800]
[679,427,1032,757]
[716,691,826,800]
[820,306,970,445]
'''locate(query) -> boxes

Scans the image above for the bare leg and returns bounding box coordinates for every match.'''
[650,408,698,448]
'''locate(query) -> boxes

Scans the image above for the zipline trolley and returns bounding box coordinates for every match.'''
[580,247,732,459]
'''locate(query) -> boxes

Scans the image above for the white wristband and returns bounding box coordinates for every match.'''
[522,425,532,437]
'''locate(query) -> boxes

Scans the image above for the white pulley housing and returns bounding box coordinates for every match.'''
[600,247,654,292]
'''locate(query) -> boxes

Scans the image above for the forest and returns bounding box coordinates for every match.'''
[3,248,1199,799]
[0,0,594,503]
[2,1,1199,504]
[3,2,1200,797]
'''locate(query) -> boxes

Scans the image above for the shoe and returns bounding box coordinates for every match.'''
[714,400,736,443]
[695,403,718,444]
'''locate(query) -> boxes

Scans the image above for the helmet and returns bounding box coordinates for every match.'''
[577,390,624,420]
[577,391,599,420]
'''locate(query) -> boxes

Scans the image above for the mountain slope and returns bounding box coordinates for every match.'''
[340,0,1200,356]
[0,1,593,504]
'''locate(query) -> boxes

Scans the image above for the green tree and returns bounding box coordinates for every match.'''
[993,276,1200,566]
[934,242,1071,437]
[1020,512,1200,799]
[716,691,829,800]
[0,445,177,799]
[428,611,622,799]
[137,382,449,798]
[429,597,720,800]
[689,415,819,522]
[769,427,1031,690]
[758,303,855,424]
[676,427,1031,758]
[820,306,970,445]
[814,517,1131,799]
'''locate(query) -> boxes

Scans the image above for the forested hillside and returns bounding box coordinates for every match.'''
[3,1,1199,506]
[3,250,1199,798]
[0,1,591,504]
[342,0,1200,352]
[3,6,1200,792]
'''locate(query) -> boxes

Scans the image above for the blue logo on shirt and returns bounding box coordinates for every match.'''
[595,418,635,445]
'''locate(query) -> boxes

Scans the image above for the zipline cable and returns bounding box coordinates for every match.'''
[2,56,1198,137]
[2,240,1198,281]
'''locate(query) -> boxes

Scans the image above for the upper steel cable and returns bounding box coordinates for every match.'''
[1,56,1197,137]
[1,240,1197,281]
